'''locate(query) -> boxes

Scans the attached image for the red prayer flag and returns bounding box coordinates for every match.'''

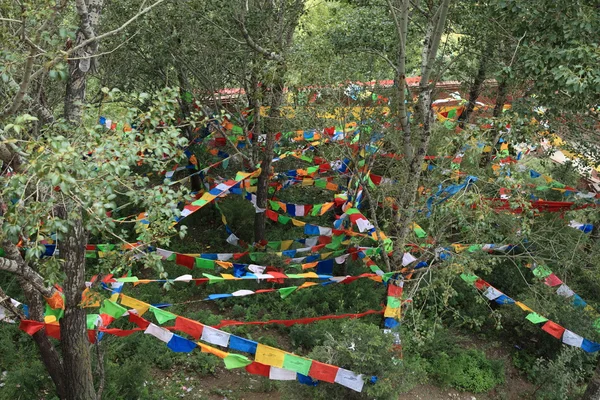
[541,321,566,339]
[308,360,338,383]
[175,253,196,270]
[173,316,204,340]
[19,320,44,336]
[128,312,151,329]
[387,284,403,298]
[245,362,270,377]
[45,323,61,340]
[544,273,563,287]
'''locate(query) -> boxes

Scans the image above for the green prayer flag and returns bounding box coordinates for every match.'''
[447,108,457,118]
[387,296,402,308]
[192,199,208,207]
[222,158,229,170]
[282,354,312,375]
[467,245,482,253]
[307,166,318,174]
[45,303,64,321]
[382,272,394,282]
[593,318,600,333]
[536,185,550,191]
[0,248,5,257]
[100,300,127,318]
[277,215,291,224]
[279,286,298,299]
[311,204,322,216]
[202,274,225,284]
[116,277,139,283]
[413,226,427,238]
[550,181,566,189]
[232,125,243,135]
[267,241,281,250]
[314,180,327,189]
[525,312,548,324]
[285,274,304,279]
[269,200,281,211]
[223,354,252,369]
[384,238,394,252]
[444,120,455,130]
[249,253,260,262]
[332,250,345,257]
[151,307,177,325]
[460,273,478,285]
[370,265,383,274]
[97,244,115,252]
[196,258,215,270]
[86,314,100,329]
[85,251,97,259]
[532,265,552,278]
[345,208,360,215]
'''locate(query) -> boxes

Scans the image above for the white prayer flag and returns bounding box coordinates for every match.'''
[144,323,174,343]
[562,330,584,348]
[269,367,296,380]
[201,326,230,347]
[334,368,364,392]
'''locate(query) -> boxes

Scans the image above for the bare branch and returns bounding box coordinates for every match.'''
[0,49,35,118]
[237,19,284,62]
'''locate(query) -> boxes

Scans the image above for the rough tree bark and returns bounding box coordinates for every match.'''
[254,73,285,242]
[392,0,451,262]
[65,0,104,122]
[176,66,202,192]
[458,50,489,125]
[57,209,97,400]
[0,241,66,398]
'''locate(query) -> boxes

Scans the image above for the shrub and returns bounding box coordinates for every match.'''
[429,348,505,393]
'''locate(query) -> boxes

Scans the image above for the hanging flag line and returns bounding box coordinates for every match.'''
[524,263,600,326]
[116,294,371,391]
[17,312,369,391]
[460,273,600,353]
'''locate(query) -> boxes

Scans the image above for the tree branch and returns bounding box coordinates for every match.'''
[237,19,284,62]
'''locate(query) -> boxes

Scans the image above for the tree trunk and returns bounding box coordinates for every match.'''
[459,52,488,125]
[583,360,600,400]
[58,211,96,400]
[20,279,67,399]
[493,79,507,118]
[254,73,285,242]
[485,80,508,165]
[176,68,202,192]
[64,0,104,123]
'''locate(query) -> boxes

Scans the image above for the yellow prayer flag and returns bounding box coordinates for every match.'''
[220,274,240,280]
[292,219,306,227]
[215,261,233,269]
[302,179,314,187]
[298,282,318,289]
[255,344,286,368]
[281,240,294,251]
[298,272,319,278]
[515,301,533,313]
[384,306,401,319]
[120,294,150,316]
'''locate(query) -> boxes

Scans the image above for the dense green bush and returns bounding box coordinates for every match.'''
[429,348,505,392]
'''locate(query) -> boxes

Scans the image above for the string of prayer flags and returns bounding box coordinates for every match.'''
[176,169,262,223]
[201,273,382,300]
[383,277,403,329]
[460,273,600,353]
[113,294,369,390]
[268,200,335,217]
[526,264,594,315]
